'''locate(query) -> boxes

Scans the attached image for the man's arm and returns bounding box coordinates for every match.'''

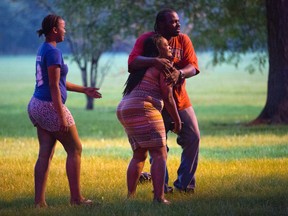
[128,32,173,74]
[169,64,198,84]
[128,56,172,73]
[178,64,198,79]
[170,34,200,84]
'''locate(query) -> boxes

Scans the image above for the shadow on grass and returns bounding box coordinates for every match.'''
[0,181,287,216]
[1,104,288,139]
[199,144,288,160]
[200,120,288,137]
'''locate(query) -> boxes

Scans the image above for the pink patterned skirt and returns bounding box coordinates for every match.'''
[27,96,75,132]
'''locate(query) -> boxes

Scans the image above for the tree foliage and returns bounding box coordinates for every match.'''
[0,0,47,54]
[192,0,267,72]
[4,0,287,124]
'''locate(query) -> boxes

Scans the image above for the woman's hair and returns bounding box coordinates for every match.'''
[37,14,62,37]
[154,8,175,32]
[122,34,164,96]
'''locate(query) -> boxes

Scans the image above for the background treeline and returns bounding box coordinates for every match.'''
[0,0,266,56]
[0,0,67,54]
[1,0,144,54]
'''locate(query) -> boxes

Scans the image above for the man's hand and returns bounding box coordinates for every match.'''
[154,58,173,77]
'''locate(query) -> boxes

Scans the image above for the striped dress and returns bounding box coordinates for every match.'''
[116,67,166,150]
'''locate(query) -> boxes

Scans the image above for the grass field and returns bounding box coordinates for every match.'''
[0,54,287,216]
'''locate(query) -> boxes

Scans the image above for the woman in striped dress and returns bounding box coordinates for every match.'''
[116,35,181,204]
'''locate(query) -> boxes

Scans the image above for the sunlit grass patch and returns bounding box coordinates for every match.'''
[1,137,287,215]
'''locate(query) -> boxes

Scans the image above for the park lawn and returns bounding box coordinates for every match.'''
[0,135,287,216]
[0,54,288,215]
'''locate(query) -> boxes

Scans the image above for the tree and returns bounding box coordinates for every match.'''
[252,0,288,124]
[181,0,287,124]
[38,0,124,109]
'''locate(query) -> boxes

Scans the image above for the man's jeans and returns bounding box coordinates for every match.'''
[162,106,200,190]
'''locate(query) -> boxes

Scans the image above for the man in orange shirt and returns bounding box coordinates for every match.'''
[128,9,200,193]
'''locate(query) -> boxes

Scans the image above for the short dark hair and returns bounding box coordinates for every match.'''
[37,14,62,37]
[154,8,176,32]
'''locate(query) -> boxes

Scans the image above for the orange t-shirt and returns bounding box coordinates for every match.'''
[128,32,199,110]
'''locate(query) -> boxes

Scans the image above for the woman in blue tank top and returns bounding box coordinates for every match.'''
[27,14,102,208]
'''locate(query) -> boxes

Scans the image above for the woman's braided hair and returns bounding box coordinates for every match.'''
[37,14,62,37]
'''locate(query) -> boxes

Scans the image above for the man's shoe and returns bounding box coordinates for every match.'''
[138,172,152,184]
[164,186,174,194]
[174,186,195,194]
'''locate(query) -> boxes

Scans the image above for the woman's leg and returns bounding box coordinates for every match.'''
[34,126,56,207]
[127,148,148,198]
[149,146,167,201]
[53,125,88,205]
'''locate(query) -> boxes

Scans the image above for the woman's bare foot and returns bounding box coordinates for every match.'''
[70,197,93,206]
[153,198,171,205]
[35,202,48,208]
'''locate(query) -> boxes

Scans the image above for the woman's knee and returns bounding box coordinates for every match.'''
[67,143,82,156]
[54,130,83,155]
[132,148,148,161]
[60,138,82,156]
[37,138,56,160]
[149,146,167,161]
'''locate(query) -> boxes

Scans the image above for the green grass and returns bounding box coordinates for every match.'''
[0,54,287,216]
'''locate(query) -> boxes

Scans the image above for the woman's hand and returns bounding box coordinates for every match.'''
[59,116,69,133]
[157,64,180,86]
[170,68,181,84]
[84,87,102,99]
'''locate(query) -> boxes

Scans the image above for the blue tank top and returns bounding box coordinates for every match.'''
[33,42,68,103]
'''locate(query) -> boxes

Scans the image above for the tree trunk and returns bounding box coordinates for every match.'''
[251,0,288,124]
[86,95,94,110]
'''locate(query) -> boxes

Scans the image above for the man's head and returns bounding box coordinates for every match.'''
[154,9,181,39]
